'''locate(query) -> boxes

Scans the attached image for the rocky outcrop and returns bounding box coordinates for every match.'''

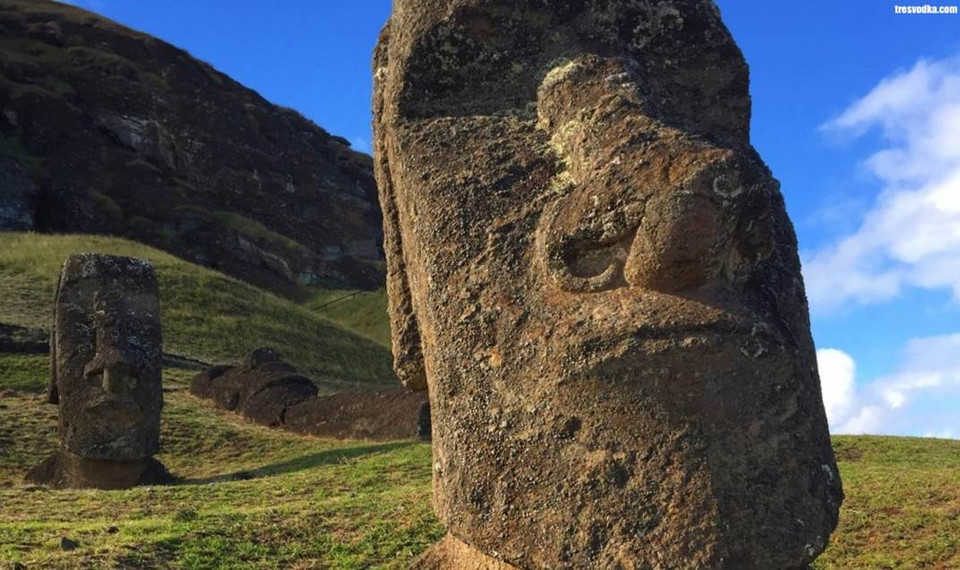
[190,348,430,441]
[0,0,384,295]
[28,254,170,489]
[374,1,842,568]
[0,155,37,230]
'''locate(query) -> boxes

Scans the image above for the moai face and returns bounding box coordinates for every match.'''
[375,1,842,569]
[52,254,163,462]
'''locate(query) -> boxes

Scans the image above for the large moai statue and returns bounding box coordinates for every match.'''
[373,1,843,568]
[27,254,168,489]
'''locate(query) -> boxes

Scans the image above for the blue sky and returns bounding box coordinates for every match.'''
[63,0,960,438]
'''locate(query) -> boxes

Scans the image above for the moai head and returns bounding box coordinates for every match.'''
[51,254,163,464]
[374,1,842,568]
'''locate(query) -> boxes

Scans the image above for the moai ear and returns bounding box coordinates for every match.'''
[47,266,63,405]
[374,21,427,393]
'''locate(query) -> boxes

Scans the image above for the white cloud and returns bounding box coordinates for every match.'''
[838,405,886,435]
[816,348,856,426]
[820,334,960,437]
[805,55,960,313]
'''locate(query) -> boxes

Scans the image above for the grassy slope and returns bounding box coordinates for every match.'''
[0,364,956,567]
[0,369,442,569]
[305,289,391,348]
[0,233,395,392]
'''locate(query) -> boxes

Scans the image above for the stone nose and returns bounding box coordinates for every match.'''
[102,361,137,394]
[624,190,728,293]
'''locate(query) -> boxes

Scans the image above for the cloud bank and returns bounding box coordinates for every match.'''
[817,334,960,437]
[805,55,960,313]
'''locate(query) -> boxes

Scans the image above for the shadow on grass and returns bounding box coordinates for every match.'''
[179,441,417,485]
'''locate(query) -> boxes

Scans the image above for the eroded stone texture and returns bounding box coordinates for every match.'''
[373,1,843,568]
[27,253,168,489]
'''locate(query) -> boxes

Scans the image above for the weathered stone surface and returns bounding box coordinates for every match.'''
[189,349,317,427]
[0,322,48,354]
[27,253,168,489]
[190,349,430,441]
[284,387,430,441]
[0,0,384,295]
[374,1,843,568]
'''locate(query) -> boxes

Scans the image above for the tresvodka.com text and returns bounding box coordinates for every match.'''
[894,4,959,13]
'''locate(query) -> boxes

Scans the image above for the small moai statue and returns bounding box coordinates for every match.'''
[27,254,169,489]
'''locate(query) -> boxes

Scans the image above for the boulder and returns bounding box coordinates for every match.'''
[373,1,843,568]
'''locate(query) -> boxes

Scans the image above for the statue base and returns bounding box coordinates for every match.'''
[411,534,518,570]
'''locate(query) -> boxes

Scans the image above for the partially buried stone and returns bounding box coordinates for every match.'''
[373,1,843,568]
[189,348,317,427]
[190,349,430,441]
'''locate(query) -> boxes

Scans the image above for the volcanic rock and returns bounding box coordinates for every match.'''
[27,253,170,489]
[0,155,37,230]
[189,349,317,427]
[0,0,384,295]
[373,1,843,568]
[284,387,430,441]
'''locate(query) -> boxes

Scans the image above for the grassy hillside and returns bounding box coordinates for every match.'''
[306,289,391,348]
[0,369,441,569]
[0,232,395,392]
[0,361,956,567]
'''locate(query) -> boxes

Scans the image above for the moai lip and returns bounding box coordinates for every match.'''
[374,1,843,568]
[27,253,166,490]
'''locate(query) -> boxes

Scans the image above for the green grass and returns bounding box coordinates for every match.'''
[0,233,395,391]
[0,365,956,568]
[0,369,443,568]
[814,437,960,569]
[0,353,46,393]
[306,289,391,348]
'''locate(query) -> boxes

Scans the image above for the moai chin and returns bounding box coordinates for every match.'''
[28,254,166,489]
[373,1,843,568]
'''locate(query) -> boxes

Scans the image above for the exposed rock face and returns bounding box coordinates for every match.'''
[373,1,843,568]
[190,348,430,441]
[0,155,37,230]
[0,0,384,295]
[27,253,169,489]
